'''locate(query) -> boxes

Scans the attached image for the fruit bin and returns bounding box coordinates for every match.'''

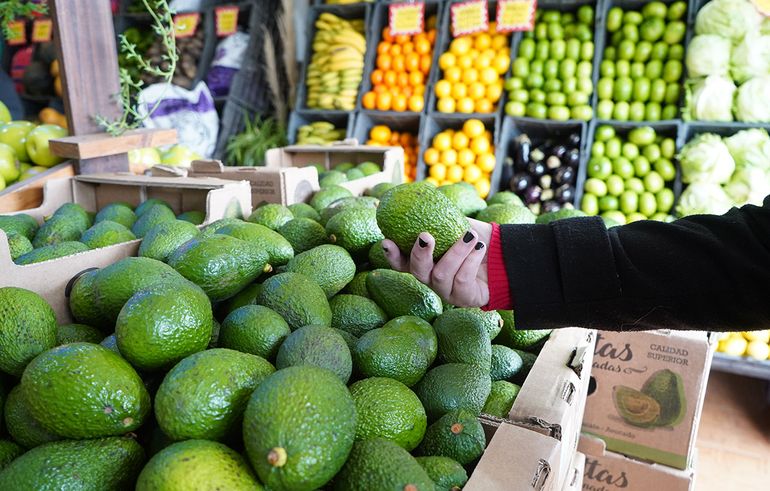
[356,0,445,114]
[502,0,603,123]
[0,173,252,323]
[351,111,424,182]
[495,117,589,214]
[287,110,355,145]
[0,162,76,213]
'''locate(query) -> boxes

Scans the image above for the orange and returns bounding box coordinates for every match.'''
[446,165,464,183]
[474,33,492,51]
[389,44,402,57]
[492,54,511,75]
[438,52,456,70]
[397,72,409,88]
[373,84,388,94]
[449,37,472,56]
[491,34,509,50]
[420,54,431,74]
[392,94,408,112]
[407,95,424,112]
[473,55,492,70]
[424,147,440,165]
[429,163,447,181]
[457,55,474,70]
[470,136,491,154]
[405,52,421,72]
[395,34,410,45]
[402,42,415,55]
[384,70,398,87]
[378,42,390,55]
[370,125,391,144]
[463,119,486,139]
[452,131,469,150]
[408,71,424,87]
[434,80,452,99]
[433,132,452,151]
[462,68,479,85]
[427,29,437,44]
[468,82,486,101]
[464,164,483,183]
[479,67,499,85]
[402,86,414,97]
[456,97,475,114]
[486,82,503,102]
[477,152,497,173]
[451,82,467,100]
[399,133,413,147]
[362,91,377,110]
[366,139,379,146]
[392,55,405,73]
[390,131,401,145]
[444,66,462,83]
[414,85,426,96]
[377,54,392,71]
[487,21,497,34]
[371,69,384,85]
[437,97,456,113]
[382,27,394,43]
[458,148,476,167]
[415,36,432,55]
[474,98,494,113]
[474,178,491,198]
[376,92,393,111]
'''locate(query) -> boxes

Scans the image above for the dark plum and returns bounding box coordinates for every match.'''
[543,200,562,214]
[526,160,546,177]
[552,145,568,159]
[565,149,580,167]
[513,135,531,171]
[554,166,575,185]
[555,184,575,204]
[524,185,542,204]
[569,133,580,146]
[510,172,532,193]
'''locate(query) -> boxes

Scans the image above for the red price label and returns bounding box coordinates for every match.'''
[389,2,425,36]
[496,0,537,33]
[173,13,200,39]
[752,0,770,15]
[215,6,239,37]
[6,21,27,46]
[451,0,489,37]
[31,18,53,43]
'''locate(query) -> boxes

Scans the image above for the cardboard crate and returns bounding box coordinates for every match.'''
[0,173,252,324]
[564,452,586,491]
[582,330,715,470]
[579,435,696,491]
[467,328,596,491]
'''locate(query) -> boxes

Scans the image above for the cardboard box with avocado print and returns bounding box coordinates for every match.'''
[582,330,715,470]
[578,435,696,491]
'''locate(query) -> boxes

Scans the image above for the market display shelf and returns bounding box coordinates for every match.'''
[710,353,770,381]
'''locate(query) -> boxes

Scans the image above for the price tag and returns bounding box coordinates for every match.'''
[451,0,489,37]
[389,2,425,36]
[173,13,200,39]
[215,6,239,37]
[6,21,27,46]
[497,0,537,32]
[752,0,770,15]
[31,18,53,43]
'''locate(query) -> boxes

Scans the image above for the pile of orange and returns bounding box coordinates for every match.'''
[434,22,511,114]
[361,18,437,113]
[366,124,418,182]
[423,119,495,197]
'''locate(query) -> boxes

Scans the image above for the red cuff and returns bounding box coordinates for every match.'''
[483,222,513,311]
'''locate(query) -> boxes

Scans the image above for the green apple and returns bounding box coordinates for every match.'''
[161,145,202,167]
[0,174,5,191]
[0,121,35,162]
[0,101,11,125]
[19,166,47,182]
[26,124,68,168]
[19,162,32,174]
[128,147,162,167]
[0,143,20,183]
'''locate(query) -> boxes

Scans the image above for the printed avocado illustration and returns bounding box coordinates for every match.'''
[641,369,686,427]
[612,386,661,427]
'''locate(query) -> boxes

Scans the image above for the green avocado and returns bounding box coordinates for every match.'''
[199,217,245,238]
[482,380,521,418]
[138,219,200,262]
[486,191,524,207]
[346,168,365,181]
[287,202,321,222]
[490,345,524,381]
[0,440,23,470]
[0,287,57,376]
[319,196,379,226]
[0,214,38,240]
[135,198,171,217]
[80,220,136,249]
[330,294,388,337]
[285,244,356,298]
[433,309,493,370]
[494,310,551,351]
[95,203,137,229]
[416,409,486,465]
[353,322,431,387]
[536,208,587,224]
[310,185,353,211]
[367,269,443,322]
[332,438,435,491]
[257,272,332,330]
[176,210,206,225]
[344,271,370,297]
[512,348,538,384]
[32,216,86,248]
[6,233,33,261]
[100,334,121,355]
[365,182,396,199]
[439,183,488,216]
[441,308,503,340]
[641,369,686,427]
[475,204,536,224]
[219,282,263,318]
[415,456,468,491]
[247,204,294,230]
[131,204,176,238]
[220,305,290,361]
[217,220,294,266]
[319,170,348,188]
[15,241,89,265]
[277,218,327,253]
[613,385,662,427]
[384,316,438,366]
[67,270,110,330]
[4,386,60,449]
[56,323,103,345]
[276,325,352,383]
[326,207,384,258]
[415,363,492,421]
[367,241,391,269]
[357,161,381,176]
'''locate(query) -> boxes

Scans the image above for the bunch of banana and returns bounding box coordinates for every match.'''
[324,0,373,4]
[306,13,367,111]
[296,122,347,146]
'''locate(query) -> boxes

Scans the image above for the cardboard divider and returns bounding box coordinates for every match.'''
[351,111,424,145]
[563,452,586,491]
[287,110,355,145]
[0,162,76,213]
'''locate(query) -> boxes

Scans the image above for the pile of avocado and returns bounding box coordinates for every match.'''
[0,199,206,265]
[0,182,558,490]
[308,160,382,189]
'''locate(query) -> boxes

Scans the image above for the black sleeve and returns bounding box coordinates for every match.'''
[499,196,770,331]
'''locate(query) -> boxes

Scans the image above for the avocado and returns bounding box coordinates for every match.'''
[243,365,356,491]
[367,240,391,269]
[613,386,662,427]
[208,318,221,348]
[138,219,200,262]
[131,204,176,238]
[6,232,33,261]
[330,294,388,337]
[80,220,136,249]
[366,182,396,199]
[641,369,686,427]
[439,183,488,216]
[367,269,443,322]
[22,343,149,438]
[155,348,274,441]
[285,244,356,298]
[345,168,365,181]
[490,345,524,381]
[95,203,137,229]
[384,315,438,366]
[217,221,294,266]
[349,377,427,451]
[0,214,38,240]
[247,204,294,230]
[494,310,551,351]
[136,439,262,491]
[168,235,269,302]
[475,204,536,224]
[511,349,538,384]
[482,380,521,418]
[440,308,503,340]
[319,170,348,187]
[415,363,492,421]
[32,215,87,247]
[353,323,431,387]
[332,438,435,491]
[287,202,321,222]
[4,385,60,449]
[176,210,206,225]
[68,270,110,330]
[536,208,587,224]
[319,196,379,226]
[277,218,327,253]
[433,309,493,370]
[0,437,145,490]
[377,182,469,259]
[219,283,263,318]
[333,328,359,351]
[199,217,245,237]
[0,287,57,376]
[416,409,486,465]
[0,440,23,470]
[116,283,213,371]
[344,271,370,297]
[56,323,103,345]
[276,325,352,383]
[357,161,381,176]
[415,456,468,491]
[310,185,353,211]
[135,198,172,217]
[100,334,121,355]
[15,241,89,265]
[487,191,524,207]
[326,207,384,258]
[49,203,92,230]
[257,272,332,330]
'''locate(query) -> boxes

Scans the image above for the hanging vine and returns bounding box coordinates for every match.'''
[0,0,47,39]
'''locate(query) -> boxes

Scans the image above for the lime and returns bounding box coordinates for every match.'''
[639,192,657,217]
[595,125,616,142]
[642,2,667,19]
[597,78,613,100]
[597,100,614,119]
[643,171,665,193]
[649,79,666,103]
[526,103,547,119]
[604,46,617,61]
[588,157,612,179]
[560,59,577,79]
[550,40,566,61]
[536,41,550,60]
[592,141,606,157]
[510,89,529,104]
[634,42,653,63]
[546,92,567,106]
[577,78,593,94]
[616,60,630,78]
[600,60,615,78]
[613,78,633,102]
[656,188,675,213]
[668,44,684,61]
[612,157,635,179]
[622,25,639,43]
[581,193,600,215]
[625,177,645,194]
[505,101,526,117]
[544,59,559,80]
[613,101,630,121]
[628,126,656,146]
[566,38,581,60]
[572,105,593,121]
[626,212,647,223]
[607,7,623,32]
[663,60,682,84]
[518,38,536,60]
[667,1,687,21]
[629,101,646,121]
[504,77,524,91]
[512,58,530,78]
[602,211,627,225]
[605,138,622,159]
[662,105,678,120]
[585,178,608,197]
[580,42,594,61]
[622,142,640,160]
[660,138,676,159]
[654,158,676,181]
[640,18,664,43]
[642,143,661,162]
[526,73,545,89]
[575,24,592,42]
[645,60,663,80]
[645,102,662,121]
[633,156,651,176]
[664,83,680,104]
[620,190,639,214]
[623,11,643,25]
[618,40,635,61]
[606,175,625,197]
[568,91,590,107]
[664,22,686,45]
[548,22,564,40]
[650,42,668,60]
[530,89,546,103]
[577,5,594,25]
[633,78,651,102]
[548,106,571,121]
[599,195,619,212]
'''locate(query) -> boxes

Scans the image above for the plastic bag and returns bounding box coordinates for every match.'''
[206,32,250,97]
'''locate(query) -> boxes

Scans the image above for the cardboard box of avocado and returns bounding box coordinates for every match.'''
[0,173,252,324]
[466,328,596,491]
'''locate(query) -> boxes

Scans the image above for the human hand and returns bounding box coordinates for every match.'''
[382,219,492,308]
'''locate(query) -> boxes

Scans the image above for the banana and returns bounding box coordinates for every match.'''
[339,89,359,98]
[328,60,364,72]
[310,121,336,130]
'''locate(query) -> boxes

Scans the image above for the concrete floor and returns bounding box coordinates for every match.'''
[695,371,770,490]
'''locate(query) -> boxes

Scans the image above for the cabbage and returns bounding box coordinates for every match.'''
[730,32,770,84]
[735,75,770,122]
[724,129,770,169]
[695,0,763,44]
[679,133,736,184]
[724,168,770,206]
[677,183,735,216]
[686,35,732,77]
[684,76,736,122]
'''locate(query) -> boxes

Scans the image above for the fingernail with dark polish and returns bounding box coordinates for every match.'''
[382,245,389,253]
[475,242,484,250]
[463,232,474,243]
[418,238,428,248]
